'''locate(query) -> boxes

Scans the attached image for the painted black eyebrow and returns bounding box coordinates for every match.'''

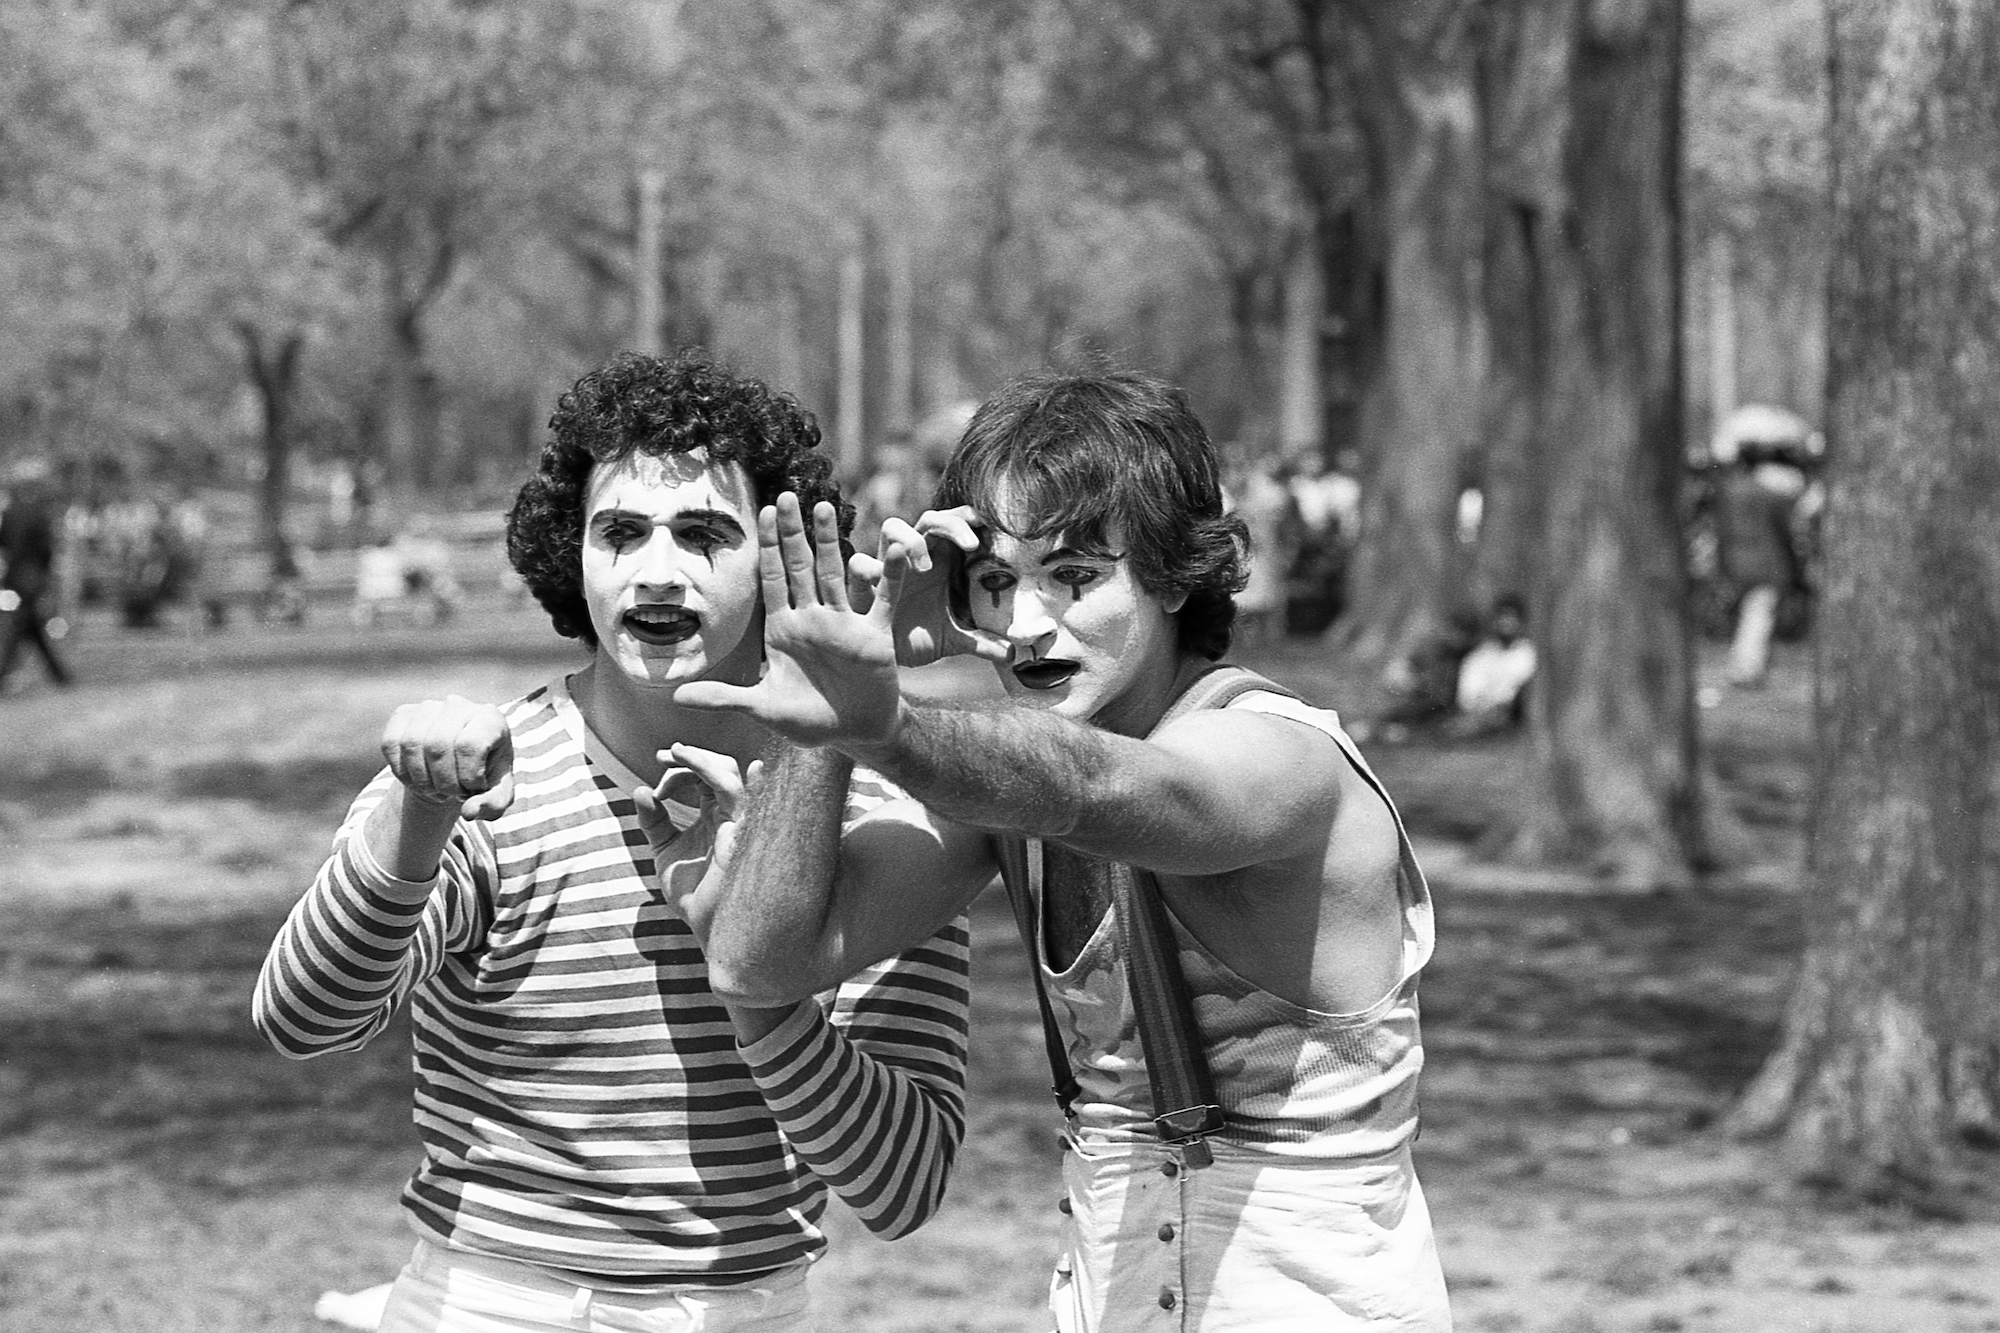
[966,541,1121,570]
[1041,543,1121,565]
[588,506,748,536]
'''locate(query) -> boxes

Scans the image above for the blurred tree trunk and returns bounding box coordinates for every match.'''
[237,323,304,581]
[836,234,867,475]
[1468,198,1538,607]
[634,166,667,357]
[1726,0,2000,1207]
[773,275,805,400]
[884,234,915,444]
[1238,7,1380,470]
[1325,0,1486,670]
[1277,239,1325,459]
[1468,0,1571,608]
[1505,0,1703,885]
[381,296,421,504]
[380,245,448,503]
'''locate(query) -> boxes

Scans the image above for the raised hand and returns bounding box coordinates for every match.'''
[675,492,905,751]
[634,743,760,937]
[380,695,515,821]
[848,506,1010,668]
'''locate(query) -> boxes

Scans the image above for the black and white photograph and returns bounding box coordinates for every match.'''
[1,1,1996,1330]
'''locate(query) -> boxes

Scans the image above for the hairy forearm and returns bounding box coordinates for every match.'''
[702,739,854,1001]
[852,700,1123,842]
[361,786,463,883]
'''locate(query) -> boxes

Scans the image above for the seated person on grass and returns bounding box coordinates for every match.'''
[1444,593,1536,739]
[254,350,970,1333]
[672,370,1452,1332]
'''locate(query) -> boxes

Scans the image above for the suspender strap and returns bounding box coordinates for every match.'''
[994,835,1081,1113]
[996,664,1301,1165]
[1119,665,1299,1167]
[1112,860,1223,1163]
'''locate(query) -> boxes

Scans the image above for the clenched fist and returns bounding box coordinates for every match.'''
[380,695,515,821]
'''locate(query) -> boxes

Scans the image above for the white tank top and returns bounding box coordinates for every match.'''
[1035,691,1435,1160]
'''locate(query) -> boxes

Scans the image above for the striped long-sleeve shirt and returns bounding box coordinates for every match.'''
[253,677,971,1287]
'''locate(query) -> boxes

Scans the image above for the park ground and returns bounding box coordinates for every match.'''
[1,600,1997,1333]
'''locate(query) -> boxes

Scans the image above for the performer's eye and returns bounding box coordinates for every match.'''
[598,520,648,551]
[974,570,1013,608]
[1051,565,1100,596]
[680,524,728,554]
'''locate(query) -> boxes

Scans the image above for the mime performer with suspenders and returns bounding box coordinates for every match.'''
[669,370,1454,1332]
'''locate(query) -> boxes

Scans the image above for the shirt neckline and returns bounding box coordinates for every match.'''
[550,673,700,827]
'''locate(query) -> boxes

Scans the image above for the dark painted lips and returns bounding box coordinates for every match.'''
[1012,659,1081,690]
[623,605,700,645]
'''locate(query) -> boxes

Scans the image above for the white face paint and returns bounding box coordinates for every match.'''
[580,449,763,691]
[963,510,1186,735]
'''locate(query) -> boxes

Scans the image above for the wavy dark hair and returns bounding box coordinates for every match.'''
[934,370,1247,659]
[507,349,850,646]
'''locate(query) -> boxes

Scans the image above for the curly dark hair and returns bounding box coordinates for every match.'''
[934,370,1247,659]
[507,349,851,646]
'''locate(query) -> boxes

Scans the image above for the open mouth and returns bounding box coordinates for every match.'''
[1012,659,1081,691]
[623,604,701,646]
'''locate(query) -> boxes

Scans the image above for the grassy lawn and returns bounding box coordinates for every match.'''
[1,606,1995,1332]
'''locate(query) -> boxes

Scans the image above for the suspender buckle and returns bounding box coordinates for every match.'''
[1154,1104,1224,1168]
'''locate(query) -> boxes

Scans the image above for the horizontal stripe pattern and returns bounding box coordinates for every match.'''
[253,680,970,1284]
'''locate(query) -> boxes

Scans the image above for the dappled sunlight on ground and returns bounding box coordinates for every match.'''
[1,610,1994,1331]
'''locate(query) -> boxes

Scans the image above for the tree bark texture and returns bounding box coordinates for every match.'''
[1727,0,2000,1206]
[1278,239,1326,459]
[1469,0,1572,609]
[1324,0,1487,669]
[239,324,304,581]
[380,253,425,504]
[836,234,867,475]
[1508,0,1703,885]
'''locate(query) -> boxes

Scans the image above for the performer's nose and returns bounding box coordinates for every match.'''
[1007,587,1058,648]
[632,532,689,594]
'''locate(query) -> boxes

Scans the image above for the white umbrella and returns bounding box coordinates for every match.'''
[1711,404,1819,463]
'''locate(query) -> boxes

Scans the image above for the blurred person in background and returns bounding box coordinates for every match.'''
[850,440,918,558]
[0,458,74,693]
[1443,594,1536,739]
[679,370,1452,1332]
[351,519,464,628]
[165,484,227,629]
[349,527,411,627]
[393,516,464,624]
[1348,606,1484,746]
[102,497,164,627]
[1710,406,1817,689]
[1288,451,1361,540]
[1226,456,1298,647]
[1282,457,1357,636]
[255,350,970,1333]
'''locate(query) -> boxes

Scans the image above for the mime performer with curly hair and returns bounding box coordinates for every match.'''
[676,370,1454,1331]
[254,351,971,1333]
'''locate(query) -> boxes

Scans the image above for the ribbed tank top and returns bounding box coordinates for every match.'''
[1037,691,1435,1161]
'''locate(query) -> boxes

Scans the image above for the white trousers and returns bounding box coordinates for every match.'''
[1050,1139,1453,1332]
[376,1240,814,1333]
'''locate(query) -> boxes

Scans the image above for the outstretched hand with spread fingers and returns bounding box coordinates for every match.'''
[848,506,1010,669]
[675,492,911,751]
[634,742,762,938]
